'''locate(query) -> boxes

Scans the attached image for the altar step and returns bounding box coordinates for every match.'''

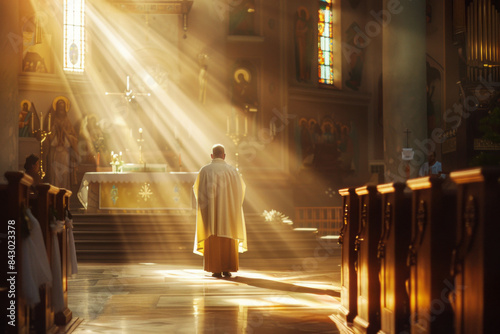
[72,213,340,269]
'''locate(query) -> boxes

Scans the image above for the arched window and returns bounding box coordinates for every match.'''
[318,0,333,85]
[64,0,85,72]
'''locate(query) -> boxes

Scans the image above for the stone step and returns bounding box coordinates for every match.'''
[71,213,336,264]
[74,240,325,252]
[72,230,317,242]
[74,249,340,268]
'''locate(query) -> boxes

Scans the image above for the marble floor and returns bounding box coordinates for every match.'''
[68,263,342,333]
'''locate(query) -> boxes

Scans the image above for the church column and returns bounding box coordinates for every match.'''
[0,0,20,182]
[383,0,427,181]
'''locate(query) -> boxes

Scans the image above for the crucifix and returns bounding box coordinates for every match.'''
[105,74,151,166]
[105,75,151,102]
[404,128,411,148]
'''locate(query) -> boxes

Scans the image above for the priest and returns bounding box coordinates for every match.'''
[193,144,247,278]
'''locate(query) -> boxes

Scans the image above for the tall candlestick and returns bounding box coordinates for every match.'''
[31,112,34,132]
[48,113,51,131]
[40,113,43,131]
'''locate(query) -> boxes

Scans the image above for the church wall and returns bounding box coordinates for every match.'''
[341,0,385,163]
[285,0,381,209]
[220,0,292,215]
[425,0,447,164]
[0,0,21,183]
[442,0,465,171]
[15,0,86,185]
[288,89,371,208]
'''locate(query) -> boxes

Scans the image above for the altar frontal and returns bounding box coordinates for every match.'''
[78,171,197,213]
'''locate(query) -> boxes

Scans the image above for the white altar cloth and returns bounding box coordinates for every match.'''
[78,172,197,211]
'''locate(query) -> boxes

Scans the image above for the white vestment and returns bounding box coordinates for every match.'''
[193,158,247,256]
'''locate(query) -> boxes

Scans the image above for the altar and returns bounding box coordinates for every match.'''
[77,171,197,213]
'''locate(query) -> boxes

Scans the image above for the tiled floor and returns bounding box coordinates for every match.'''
[68,263,342,333]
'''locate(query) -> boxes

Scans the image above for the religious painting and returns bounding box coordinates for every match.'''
[295,117,357,172]
[198,53,208,104]
[229,0,256,36]
[19,100,34,137]
[344,22,365,91]
[294,6,314,83]
[426,1,439,35]
[231,62,259,136]
[426,57,443,134]
[22,11,53,73]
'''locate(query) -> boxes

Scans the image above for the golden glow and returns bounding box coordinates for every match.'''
[27,0,332,266]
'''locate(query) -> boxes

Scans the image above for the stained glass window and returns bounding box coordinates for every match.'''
[318,0,333,85]
[64,0,85,73]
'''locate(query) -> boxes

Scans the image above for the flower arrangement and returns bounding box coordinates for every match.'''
[262,209,291,224]
[110,151,124,173]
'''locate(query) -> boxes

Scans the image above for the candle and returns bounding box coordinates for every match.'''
[244,117,248,136]
[48,113,51,131]
[139,128,143,134]
[40,113,43,131]
[31,112,34,132]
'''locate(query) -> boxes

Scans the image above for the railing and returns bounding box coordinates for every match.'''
[294,207,342,236]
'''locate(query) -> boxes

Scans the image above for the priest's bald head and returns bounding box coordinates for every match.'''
[211,144,226,160]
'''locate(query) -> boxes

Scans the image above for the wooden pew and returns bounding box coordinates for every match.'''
[55,189,73,325]
[1,172,33,334]
[32,183,60,334]
[450,167,500,334]
[406,176,456,334]
[376,182,411,334]
[337,187,359,324]
[353,185,381,334]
